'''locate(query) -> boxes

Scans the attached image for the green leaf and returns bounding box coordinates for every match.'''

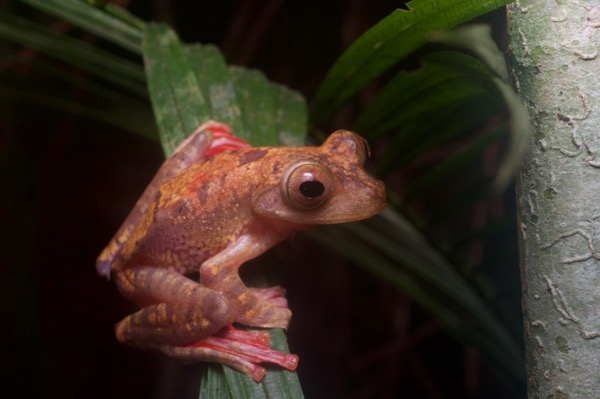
[353,51,494,139]
[0,83,155,138]
[144,24,306,153]
[0,12,147,97]
[350,26,529,190]
[428,25,531,191]
[0,54,154,137]
[229,68,279,145]
[310,22,527,382]
[352,51,503,176]
[143,23,211,154]
[311,0,513,124]
[19,0,144,53]
[489,75,530,191]
[269,83,307,147]
[310,210,525,383]
[229,67,307,147]
[185,44,246,137]
[401,124,505,203]
[430,24,510,82]
[142,23,306,398]
[199,366,232,399]
[260,329,305,398]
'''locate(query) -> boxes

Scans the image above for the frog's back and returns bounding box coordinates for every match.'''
[96,122,250,279]
[101,148,274,277]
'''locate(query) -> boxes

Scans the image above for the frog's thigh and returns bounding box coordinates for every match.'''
[115,267,234,346]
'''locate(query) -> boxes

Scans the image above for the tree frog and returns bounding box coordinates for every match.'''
[96,121,386,381]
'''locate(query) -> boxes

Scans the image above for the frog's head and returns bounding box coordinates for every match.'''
[253,130,386,225]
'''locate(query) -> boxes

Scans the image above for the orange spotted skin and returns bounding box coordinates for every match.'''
[96,121,386,381]
[120,148,302,275]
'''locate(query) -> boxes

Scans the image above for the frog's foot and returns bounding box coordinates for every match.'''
[234,286,290,328]
[182,325,299,382]
[199,121,251,157]
[172,120,250,160]
[250,286,288,308]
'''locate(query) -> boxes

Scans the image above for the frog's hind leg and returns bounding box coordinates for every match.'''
[113,267,234,347]
[114,267,297,381]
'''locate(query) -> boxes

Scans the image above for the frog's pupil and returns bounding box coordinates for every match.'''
[299,181,325,198]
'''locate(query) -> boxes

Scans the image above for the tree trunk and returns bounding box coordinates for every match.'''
[508,1,600,397]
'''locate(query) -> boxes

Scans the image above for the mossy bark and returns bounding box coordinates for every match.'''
[508,1,600,397]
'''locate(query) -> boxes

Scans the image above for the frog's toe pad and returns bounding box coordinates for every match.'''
[250,286,289,308]
[185,325,298,381]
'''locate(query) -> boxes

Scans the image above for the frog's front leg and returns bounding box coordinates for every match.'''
[114,266,296,381]
[200,229,293,329]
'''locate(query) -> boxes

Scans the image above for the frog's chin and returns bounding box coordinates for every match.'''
[307,199,387,224]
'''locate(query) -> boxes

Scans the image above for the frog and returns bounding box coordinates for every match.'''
[96,121,386,381]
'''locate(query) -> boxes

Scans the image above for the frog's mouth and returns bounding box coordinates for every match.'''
[252,174,386,225]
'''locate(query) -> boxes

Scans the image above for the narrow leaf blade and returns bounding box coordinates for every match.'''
[141,23,306,398]
[0,12,146,96]
[19,0,144,53]
[311,0,513,124]
[143,23,209,154]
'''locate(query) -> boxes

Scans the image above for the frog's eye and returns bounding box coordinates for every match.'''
[282,162,333,210]
[357,135,372,163]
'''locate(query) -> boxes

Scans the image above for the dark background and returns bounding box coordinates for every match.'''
[0,1,524,398]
